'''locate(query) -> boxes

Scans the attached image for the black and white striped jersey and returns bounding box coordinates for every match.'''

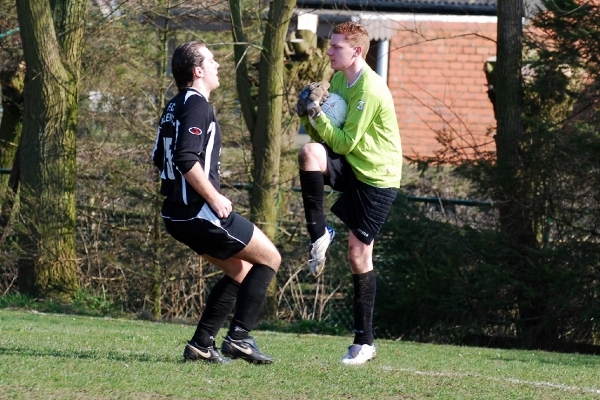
[152,87,222,212]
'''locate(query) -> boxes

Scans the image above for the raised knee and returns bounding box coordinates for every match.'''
[298,145,310,169]
[298,143,322,170]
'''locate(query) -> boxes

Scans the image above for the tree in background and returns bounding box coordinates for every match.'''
[229,0,294,240]
[1,0,339,322]
[396,0,600,348]
[517,0,600,346]
[0,1,23,231]
[75,1,265,319]
[482,0,600,346]
[15,0,87,299]
[492,0,546,344]
[228,0,332,318]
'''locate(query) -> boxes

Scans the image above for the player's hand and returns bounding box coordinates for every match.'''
[209,193,232,219]
[304,81,330,118]
[296,96,307,117]
[299,81,330,104]
[306,101,322,118]
[297,83,316,117]
[307,81,330,105]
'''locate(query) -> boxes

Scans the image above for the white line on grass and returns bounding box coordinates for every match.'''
[381,366,600,395]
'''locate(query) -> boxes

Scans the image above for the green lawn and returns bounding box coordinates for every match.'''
[0,309,598,399]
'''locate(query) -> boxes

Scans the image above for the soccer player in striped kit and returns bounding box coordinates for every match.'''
[153,41,280,364]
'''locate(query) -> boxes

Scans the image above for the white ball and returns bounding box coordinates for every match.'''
[321,93,348,128]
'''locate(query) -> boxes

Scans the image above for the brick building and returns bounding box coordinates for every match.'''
[295,0,499,158]
[386,15,497,158]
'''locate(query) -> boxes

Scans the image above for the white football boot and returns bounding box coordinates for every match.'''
[309,226,336,277]
[341,344,377,365]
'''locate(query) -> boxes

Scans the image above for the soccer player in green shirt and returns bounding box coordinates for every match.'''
[296,21,402,365]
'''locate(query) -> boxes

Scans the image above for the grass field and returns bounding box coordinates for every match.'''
[1,309,599,399]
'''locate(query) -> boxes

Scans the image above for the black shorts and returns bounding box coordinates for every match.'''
[323,144,397,245]
[161,201,254,261]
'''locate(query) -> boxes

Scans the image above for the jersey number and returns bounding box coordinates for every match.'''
[162,137,175,180]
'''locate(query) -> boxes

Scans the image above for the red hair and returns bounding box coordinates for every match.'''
[333,21,370,58]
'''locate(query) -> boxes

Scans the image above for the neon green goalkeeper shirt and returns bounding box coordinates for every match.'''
[301,65,402,188]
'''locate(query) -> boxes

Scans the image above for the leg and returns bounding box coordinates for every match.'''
[185,224,280,364]
[188,255,246,350]
[298,143,338,276]
[184,255,249,364]
[334,181,396,364]
[227,225,281,273]
[298,142,329,242]
[183,271,239,364]
[208,225,280,340]
[348,232,376,345]
[185,249,255,347]
[348,232,374,275]
[220,226,281,364]
[341,232,377,365]
[298,142,329,173]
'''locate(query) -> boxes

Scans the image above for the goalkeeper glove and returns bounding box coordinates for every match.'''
[296,97,307,117]
[298,82,330,118]
[296,83,315,117]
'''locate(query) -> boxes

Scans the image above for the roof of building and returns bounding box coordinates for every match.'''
[296,0,497,16]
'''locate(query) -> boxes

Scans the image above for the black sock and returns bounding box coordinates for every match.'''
[228,264,276,340]
[352,270,376,345]
[299,170,327,242]
[192,275,239,348]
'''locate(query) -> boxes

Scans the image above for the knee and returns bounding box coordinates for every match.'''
[348,244,371,272]
[269,250,282,273]
[348,241,365,257]
[261,242,281,273]
[298,146,310,169]
[297,143,322,170]
[348,245,362,267]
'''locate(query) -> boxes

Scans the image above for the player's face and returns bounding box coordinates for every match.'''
[197,47,220,91]
[326,34,359,71]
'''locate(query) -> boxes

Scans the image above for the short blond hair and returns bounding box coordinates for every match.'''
[333,21,370,59]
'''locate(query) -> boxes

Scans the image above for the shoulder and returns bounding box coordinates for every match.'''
[360,69,393,101]
[183,89,208,105]
[180,90,212,116]
[362,67,386,89]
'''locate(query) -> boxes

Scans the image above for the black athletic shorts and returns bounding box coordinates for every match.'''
[323,144,397,245]
[161,200,254,261]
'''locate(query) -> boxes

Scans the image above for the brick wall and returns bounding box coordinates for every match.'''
[387,16,497,158]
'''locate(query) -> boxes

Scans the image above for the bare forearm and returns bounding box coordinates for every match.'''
[183,163,217,199]
[183,163,232,218]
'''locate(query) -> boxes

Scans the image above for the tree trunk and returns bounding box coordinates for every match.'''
[229,0,333,320]
[252,0,297,318]
[495,0,545,345]
[495,0,523,190]
[228,0,291,319]
[250,2,293,239]
[0,5,25,231]
[15,0,86,300]
[0,66,24,175]
[0,65,24,231]
[229,0,256,138]
[495,0,537,246]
